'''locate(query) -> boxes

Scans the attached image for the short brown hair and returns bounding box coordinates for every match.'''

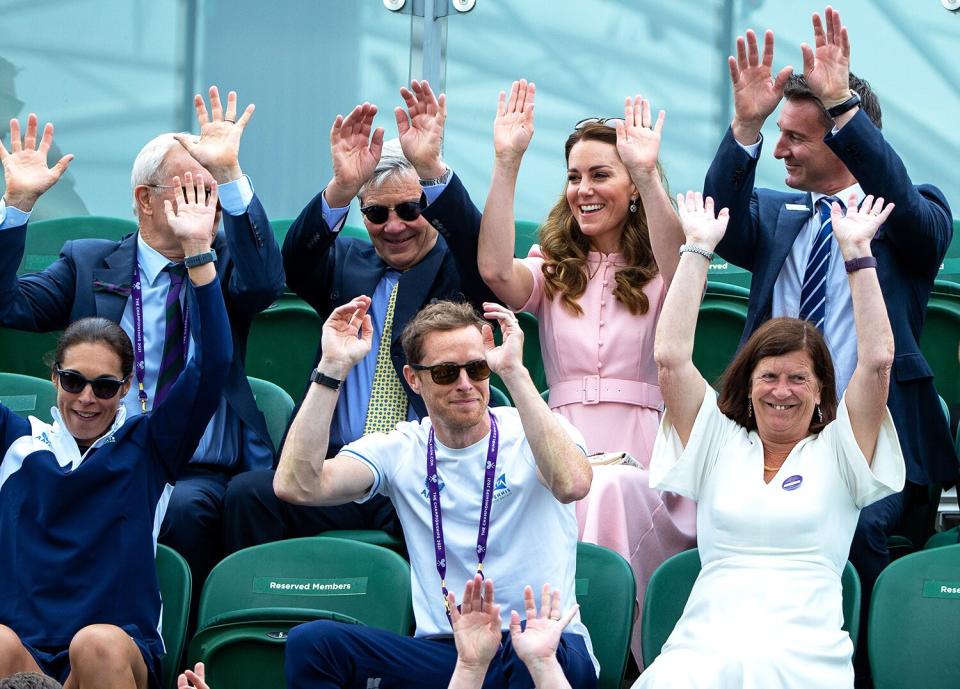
[401,300,486,365]
[51,317,134,378]
[717,317,837,434]
[783,72,882,130]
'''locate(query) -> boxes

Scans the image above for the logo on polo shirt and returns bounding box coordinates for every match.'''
[493,472,512,502]
[421,476,446,499]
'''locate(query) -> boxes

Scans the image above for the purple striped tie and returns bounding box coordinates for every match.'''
[154,263,187,407]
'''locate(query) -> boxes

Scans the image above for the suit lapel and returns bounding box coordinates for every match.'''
[755,193,813,317]
[92,234,138,323]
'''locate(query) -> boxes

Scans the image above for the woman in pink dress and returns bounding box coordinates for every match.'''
[476,79,696,668]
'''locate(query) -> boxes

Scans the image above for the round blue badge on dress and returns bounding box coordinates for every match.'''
[782,475,803,491]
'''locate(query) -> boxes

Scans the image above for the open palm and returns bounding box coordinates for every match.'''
[493,80,535,161]
[615,96,663,174]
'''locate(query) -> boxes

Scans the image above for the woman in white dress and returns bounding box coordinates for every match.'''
[635,191,905,689]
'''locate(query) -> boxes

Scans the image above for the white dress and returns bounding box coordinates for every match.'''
[633,388,905,689]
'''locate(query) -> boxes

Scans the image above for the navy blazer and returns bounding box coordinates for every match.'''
[283,173,497,423]
[704,110,957,486]
[0,195,285,472]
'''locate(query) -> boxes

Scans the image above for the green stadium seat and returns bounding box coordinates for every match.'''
[935,219,960,284]
[270,217,293,249]
[515,220,540,258]
[156,544,192,689]
[869,545,960,689]
[490,311,547,403]
[920,292,960,421]
[317,529,406,558]
[18,215,137,275]
[246,300,322,402]
[576,542,635,689]
[188,536,412,689]
[489,384,511,407]
[0,372,57,423]
[925,527,959,549]
[642,549,861,667]
[692,283,749,388]
[0,329,62,380]
[247,376,295,452]
[705,255,752,289]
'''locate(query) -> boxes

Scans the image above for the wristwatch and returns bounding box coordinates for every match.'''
[844,256,878,273]
[825,91,861,119]
[310,368,342,390]
[419,167,452,187]
[184,249,217,268]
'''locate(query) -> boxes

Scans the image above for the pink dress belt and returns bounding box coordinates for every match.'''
[548,375,664,410]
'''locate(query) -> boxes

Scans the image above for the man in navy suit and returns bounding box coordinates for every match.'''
[222,81,496,552]
[703,8,956,685]
[0,86,284,593]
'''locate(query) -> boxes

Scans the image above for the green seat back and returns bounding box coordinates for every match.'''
[246,299,322,401]
[271,218,293,249]
[489,384,511,408]
[575,542,635,689]
[0,329,62,380]
[869,545,960,689]
[936,219,960,284]
[247,376,295,452]
[925,527,959,550]
[920,293,960,418]
[340,224,371,242]
[642,549,860,667]
[704,255,752,289]
[693,284,749,388]
[515,220,540,259]
[0,372,57,423]
[156,544,192,689]
[189,536,412,689]
[18,215,137,275]
[318,529,407,558]
[490,311,546,403]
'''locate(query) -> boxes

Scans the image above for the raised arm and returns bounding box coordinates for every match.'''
[478,80,536,310]
[508,585,578,689]
[832,194,895,464]
[447,575,501,689]
[654,193,729,446]
[396,79,447,181]
[1,113,73,213]
[483,302,591,502]
[615,96,683,287]
[728,29,793,146]
[274,296,378,506]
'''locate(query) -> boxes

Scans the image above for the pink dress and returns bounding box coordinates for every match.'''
[520,248,697,668]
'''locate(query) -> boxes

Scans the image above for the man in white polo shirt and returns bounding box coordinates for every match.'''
[274,298,598,689]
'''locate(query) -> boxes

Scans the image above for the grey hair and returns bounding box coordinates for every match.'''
[129,132,189,216]
[357,138,420,203]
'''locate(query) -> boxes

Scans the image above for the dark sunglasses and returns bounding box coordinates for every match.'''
[360,196,427,225]
[55,367,128,399]
[411,359,491,386]
[574,117,624,130]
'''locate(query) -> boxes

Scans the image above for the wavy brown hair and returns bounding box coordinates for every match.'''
[538,122,666,316]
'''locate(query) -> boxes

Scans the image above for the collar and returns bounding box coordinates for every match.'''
[812,182,862,210]
[136,233,178,286]
[45,405,127,471]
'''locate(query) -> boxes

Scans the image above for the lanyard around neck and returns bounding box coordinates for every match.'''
[427,411,499,623]
[130,262,190,413]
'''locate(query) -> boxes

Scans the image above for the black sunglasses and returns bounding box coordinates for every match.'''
[360,196,427,225]
[411,359,491,386]
[574,117,624,130]
[55,367,129,399]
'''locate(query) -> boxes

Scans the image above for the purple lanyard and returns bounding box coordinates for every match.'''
[130,263,190,412]
[428,411,499,622]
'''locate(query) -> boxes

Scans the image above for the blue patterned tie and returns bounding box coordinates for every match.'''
[798,197,842,331]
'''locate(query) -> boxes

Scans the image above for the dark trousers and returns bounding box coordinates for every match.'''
[284,620,598,689]
[848,485,916,688]
[222,469,401,553]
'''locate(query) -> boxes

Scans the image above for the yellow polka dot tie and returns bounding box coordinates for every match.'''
[363,281,409,435]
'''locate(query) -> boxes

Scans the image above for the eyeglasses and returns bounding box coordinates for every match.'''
[55,367,129,399]
[411,359,491,386]
[146,184,216,197]
[360,197,427,225]
[574,117,624,130]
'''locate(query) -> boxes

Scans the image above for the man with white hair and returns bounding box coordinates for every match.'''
[223,81,496,552]
[0,86,284,588]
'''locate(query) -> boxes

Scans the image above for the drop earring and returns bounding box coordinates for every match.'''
[748,399,753,418]
[629,199,638,213]
[817,404,823,423]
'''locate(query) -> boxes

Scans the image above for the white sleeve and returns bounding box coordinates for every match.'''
[649,387,738,500]
[339,431,393,502]
[821,394,906,509]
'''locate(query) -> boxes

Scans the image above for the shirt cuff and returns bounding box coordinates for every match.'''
[736,133,762,159]
[218,175,254,216]
[0,197,31,230]
[320,191,350,233]
[421,176,451,206]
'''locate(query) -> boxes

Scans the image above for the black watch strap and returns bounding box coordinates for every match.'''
[826,92,861,119]
[309,369,342,390]
[184,249,218,268]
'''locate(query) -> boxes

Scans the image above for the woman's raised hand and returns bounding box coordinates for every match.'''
[616,95,664,177]
[493,80,535,165]
[676,191,729,252]
[831,193,893,258]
